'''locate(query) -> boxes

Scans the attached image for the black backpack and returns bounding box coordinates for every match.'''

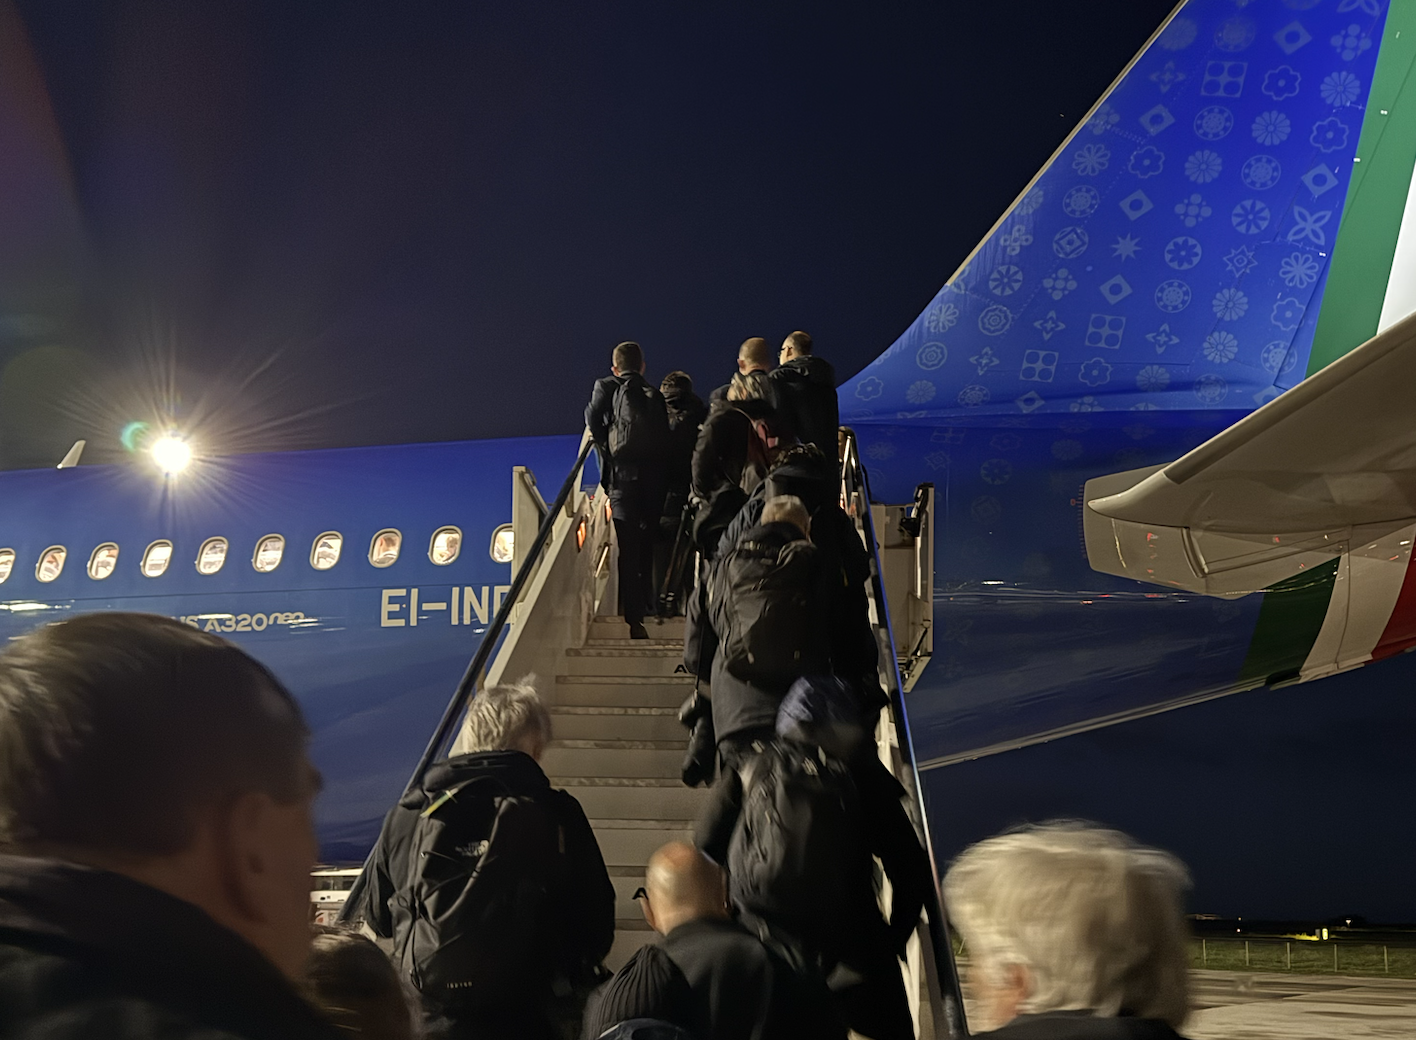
[609,377,671,465]
[390,775,563,1001]
[728,743,861,937]
[710,532,824,685]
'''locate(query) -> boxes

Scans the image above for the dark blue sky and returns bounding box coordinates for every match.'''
[4,1,1410,920]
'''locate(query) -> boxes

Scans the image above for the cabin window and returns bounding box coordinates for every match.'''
[88,543,119,580]
[369,529,401,568]
[141,540,173,578]
[489,524,514,564]
[0,549,13,584]
[311,532,343,570]
[196,537,228,575]
[253,534,285,573]
[430,526,463,566]
[36,546,66,583]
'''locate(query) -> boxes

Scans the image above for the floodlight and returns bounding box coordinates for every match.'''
[151,433,192,476]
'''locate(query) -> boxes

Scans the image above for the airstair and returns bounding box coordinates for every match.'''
[344,430,966,1036]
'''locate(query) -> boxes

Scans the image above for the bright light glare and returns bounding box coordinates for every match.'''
[151,434,192,475]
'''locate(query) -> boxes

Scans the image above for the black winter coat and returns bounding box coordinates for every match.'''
[585,917,847,1040]
[769,356,838,454]
[662,386,708,520]
[362,750,616,1000]
[0,854,343,1040]
[977,1013,1190,1040]
[695,748,931,965]
[585,372,668,520]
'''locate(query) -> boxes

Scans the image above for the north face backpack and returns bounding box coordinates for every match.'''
[728,743,861,936]
[390,775,563,1002]
[609,377,671,465]
[710,534,823,685]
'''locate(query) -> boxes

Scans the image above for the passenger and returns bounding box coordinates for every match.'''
[678,372,778,785]
[0,613,342,1040]
[307,926,420,1040]
[706,495,831,763]
[584,842,846,1040]
[359,680,616,1040]
[585,341,672,640]
[715,437,884,735]
[708,336,777,405]
[768,331,838,456]
[655,371,708,618]
[942,823,1192,1039]
[696,679,931,1040]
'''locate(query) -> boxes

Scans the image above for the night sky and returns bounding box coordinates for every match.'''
[3,1,1411,919]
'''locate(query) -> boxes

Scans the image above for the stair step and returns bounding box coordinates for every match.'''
[553,679,691,708]
[584,639,683,650]
[549,711,686,742]
[591,825,694,867]
[557,674,695,685]
[550,738,683,751]
[551,776,692,788]
[567,647,684,659]
[556,783,709,821]
[540,746,683,779]
[612,876,647,920]
[560,652,687,677]
[590,618,686,639]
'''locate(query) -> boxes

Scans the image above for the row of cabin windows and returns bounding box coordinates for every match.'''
[0,525,496,584]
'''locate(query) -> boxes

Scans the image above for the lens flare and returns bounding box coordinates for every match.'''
[150,433,192,476]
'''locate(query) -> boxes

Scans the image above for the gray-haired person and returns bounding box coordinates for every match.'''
[0,613,342,1040]
[943,822,1192,1039]
[358,680,615,1040]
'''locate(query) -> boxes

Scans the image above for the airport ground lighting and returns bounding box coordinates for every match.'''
[150,433,192,476]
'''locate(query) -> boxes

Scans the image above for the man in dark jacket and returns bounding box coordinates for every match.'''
[0,613,342,1040]
[585,841,846,1040]
[361,681,615,1040]
[713,441,882,728]
[708,336,777,405]
[655,371,708,617]
[697,679,932,1040]
[586,340,670,639]
[769,331,839,456]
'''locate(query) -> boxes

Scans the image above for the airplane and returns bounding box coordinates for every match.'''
[0,0,1412,870]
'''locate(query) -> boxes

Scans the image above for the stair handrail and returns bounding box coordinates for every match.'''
[339,429,596,923]
[839,426,968,1038]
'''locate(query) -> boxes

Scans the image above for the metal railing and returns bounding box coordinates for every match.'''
[339,432,597,923]
[840,427,968,1038]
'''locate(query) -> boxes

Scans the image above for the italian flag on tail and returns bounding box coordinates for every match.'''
[1243,8,1416,686]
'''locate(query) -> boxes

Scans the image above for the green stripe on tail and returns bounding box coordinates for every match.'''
[1239,559,1341,685]
[1307,8,1416,376]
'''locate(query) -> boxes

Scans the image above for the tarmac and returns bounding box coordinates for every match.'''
[1185,969,1416,1039]
[961,969,1416,1038]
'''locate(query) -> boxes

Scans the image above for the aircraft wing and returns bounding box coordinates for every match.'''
[839,0,1416,765]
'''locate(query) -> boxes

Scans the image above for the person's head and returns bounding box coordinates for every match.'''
[307,927,419,1040]
[736,337,772,374]
[660,370,693,398]
[943,822,1191,1032]
[451,678,552,760]
[761,494,811,541]
[780,330,813,363]
[613,341,646,376]
[0,612,320,980]
[726,370,769,403]
[638,841,728,936]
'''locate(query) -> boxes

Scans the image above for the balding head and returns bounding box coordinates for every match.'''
[640,841,728,936]
[737,337,772,374]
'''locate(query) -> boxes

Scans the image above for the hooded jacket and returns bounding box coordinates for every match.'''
[362,750,615,1001]
[0,854,344,1040]
[768,355,838,455]
[662,385,708,516]
[695,680,931,963]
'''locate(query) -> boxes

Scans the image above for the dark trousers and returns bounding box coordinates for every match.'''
[682,556,717,679]
[614,516,655,625]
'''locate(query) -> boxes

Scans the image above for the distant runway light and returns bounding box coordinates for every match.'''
[151,433,192,476]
